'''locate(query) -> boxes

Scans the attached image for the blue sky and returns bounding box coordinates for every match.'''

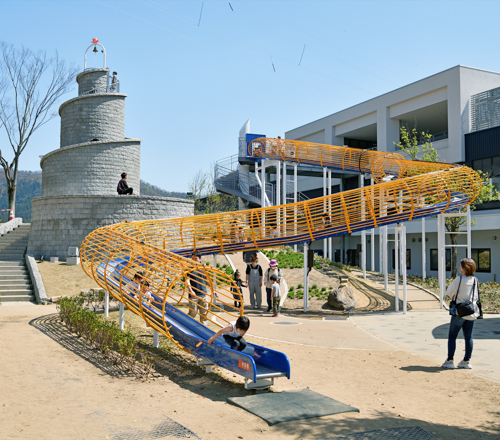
[1,0,500,192]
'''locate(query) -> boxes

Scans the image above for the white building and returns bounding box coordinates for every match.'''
[216,65,500,282]
[286,65,500,282]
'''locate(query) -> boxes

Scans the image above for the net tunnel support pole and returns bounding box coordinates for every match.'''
[303,242,309,313]
[323,167,327,258]
[402,223,407,315]
[294,164,297,252]
[467,205,472,258]
[104,290,109,317]
[119,303,125,330]
[282,161,287,236]
[153,330,159,348]
[328,169,332,261]
[383,226,388,291]
[438,214,445,309]
[422,218,426,281]
[371,228,375,272]
[395,225,399,312]
[261,159,266,233]
[359,174,366,279]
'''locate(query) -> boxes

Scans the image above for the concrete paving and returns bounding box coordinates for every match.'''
[227,252,500,383]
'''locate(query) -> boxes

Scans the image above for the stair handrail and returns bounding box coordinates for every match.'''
[0,218,22,236]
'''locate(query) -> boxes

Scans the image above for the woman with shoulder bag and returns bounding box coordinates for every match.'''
[442,258,481,370]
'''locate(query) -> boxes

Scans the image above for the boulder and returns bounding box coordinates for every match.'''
[327,286,358,311]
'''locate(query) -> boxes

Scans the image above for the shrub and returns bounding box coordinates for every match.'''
[57,296,154,380]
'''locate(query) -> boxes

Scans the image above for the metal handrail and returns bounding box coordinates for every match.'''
[79,81,120,96]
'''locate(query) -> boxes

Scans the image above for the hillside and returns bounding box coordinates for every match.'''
[0,171,187,222]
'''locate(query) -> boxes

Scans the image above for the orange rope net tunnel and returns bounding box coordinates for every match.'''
[81,138,482,350]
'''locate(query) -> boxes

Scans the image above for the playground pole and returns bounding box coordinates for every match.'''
[422,218,426,281]
[370,176,375,271]
[104,290,109,317]
[328,169,332,261]
[119,303,125,330]
[303,242,309,313]
[323,168,327,258]
[467,205,471,258]
[293,164,297,252]
[402,223,407,315]
[261,159,266,235]
[383,226,388,291]
[282,161,287,236]
[438,214,445,308]
[395,226,399,312]
[359,174,366,279]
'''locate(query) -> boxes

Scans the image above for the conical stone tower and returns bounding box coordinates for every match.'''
[27,43,193,260]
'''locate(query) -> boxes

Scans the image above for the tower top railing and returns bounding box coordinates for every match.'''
[79,81,120,96]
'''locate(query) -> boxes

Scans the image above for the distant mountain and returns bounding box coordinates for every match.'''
[0,171,187,222]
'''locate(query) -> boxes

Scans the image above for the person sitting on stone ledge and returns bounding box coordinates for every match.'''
[117,172,134,195]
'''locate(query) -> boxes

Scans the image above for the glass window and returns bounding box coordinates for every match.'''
[430,249,451,271]
[473,159,482,171]
[471,249,491,272]
[493,156,500,176]
[483,158,492,174]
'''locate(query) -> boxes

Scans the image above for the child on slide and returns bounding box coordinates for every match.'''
[207,316,250,352]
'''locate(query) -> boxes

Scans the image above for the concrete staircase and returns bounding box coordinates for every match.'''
[0,224,34,303]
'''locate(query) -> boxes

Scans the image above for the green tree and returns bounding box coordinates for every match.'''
[188,167,238,214]
[395,126,499,278]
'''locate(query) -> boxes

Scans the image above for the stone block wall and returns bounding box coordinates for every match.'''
[41,139,141,197]
[28,195,194,260]
[77,68,109,95]
[59,94,125,148]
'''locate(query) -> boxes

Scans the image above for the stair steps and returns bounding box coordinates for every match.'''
[0,223,34,303]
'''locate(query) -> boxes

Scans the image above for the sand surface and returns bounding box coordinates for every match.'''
[2,254,499,439]
[1,302,500,440]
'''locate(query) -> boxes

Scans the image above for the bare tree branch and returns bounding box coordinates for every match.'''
[0,41,78,216]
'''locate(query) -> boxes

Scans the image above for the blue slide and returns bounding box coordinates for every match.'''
[97,258,290,384]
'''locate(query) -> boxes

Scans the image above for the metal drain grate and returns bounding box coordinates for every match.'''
[324,426,437,440]
[270,321,301,326]
[96,413,202,440]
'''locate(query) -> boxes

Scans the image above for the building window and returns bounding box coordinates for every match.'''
[430,249,451,271]
[472,156,500,192]
[472,249,491,273]
[392,249,411,270]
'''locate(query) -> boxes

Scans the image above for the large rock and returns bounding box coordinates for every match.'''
[328,286,358,311]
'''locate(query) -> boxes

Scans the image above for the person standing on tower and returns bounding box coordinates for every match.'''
[111,71,118,92]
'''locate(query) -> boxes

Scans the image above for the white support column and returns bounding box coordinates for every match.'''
[294,164,298,252]
[303,242,309,313]
[276,160,281,206]
[282,161,287,236]
[261,159,266,207]
[370,229,375,272]
[467,205,472,258]
[328,169,332,261]
[323,167,327,258]
[359,174,366,279]
[379,228,383,274]
[422,218,426,281]
[395,226,399,312]
[153,330,160,348]
[402,223,407,315]
[438,214,445,308]
[104,290,109,317]
[119,303,125,330]
[382,226,388,291]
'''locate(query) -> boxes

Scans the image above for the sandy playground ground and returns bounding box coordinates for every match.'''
[0,259,499,439]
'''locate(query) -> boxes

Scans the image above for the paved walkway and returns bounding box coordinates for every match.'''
[350,269,441,310]
[226,252,500,383]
